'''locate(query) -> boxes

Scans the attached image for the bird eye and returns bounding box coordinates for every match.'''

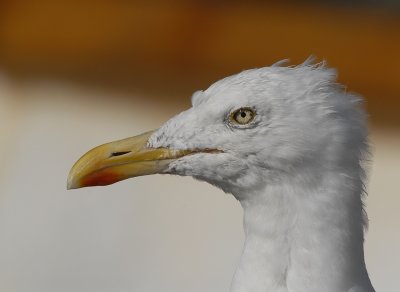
[230,107,256,125]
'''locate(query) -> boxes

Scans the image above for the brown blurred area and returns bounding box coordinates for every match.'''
[0,0,399,127]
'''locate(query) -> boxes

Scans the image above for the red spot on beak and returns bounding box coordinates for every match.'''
[81,170,124,187]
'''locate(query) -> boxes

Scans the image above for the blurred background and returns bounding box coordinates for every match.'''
[0,1,399,291]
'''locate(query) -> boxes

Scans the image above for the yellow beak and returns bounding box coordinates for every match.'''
[67,131,193,189]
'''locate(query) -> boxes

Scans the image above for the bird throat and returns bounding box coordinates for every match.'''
[229,171,373,292]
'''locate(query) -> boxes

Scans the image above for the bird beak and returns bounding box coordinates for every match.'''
[67,131,193,189]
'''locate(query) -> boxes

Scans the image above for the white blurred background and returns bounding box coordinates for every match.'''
[0,1,399,292]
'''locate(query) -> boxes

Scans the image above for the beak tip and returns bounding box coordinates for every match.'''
[67,173,79,190]
[66,181,74,190]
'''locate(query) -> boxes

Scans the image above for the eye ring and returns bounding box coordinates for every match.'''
[229,107,256,127]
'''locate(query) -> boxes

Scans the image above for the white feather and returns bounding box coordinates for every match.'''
[148,60,374,292]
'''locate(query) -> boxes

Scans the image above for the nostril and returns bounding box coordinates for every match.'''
[109,151,131,157]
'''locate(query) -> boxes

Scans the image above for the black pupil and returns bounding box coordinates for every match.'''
[240,111,247,118]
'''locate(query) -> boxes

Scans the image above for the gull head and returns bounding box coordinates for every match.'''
[68,60,367,201]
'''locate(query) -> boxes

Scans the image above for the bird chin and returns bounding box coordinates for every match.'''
[163,153,245,195]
